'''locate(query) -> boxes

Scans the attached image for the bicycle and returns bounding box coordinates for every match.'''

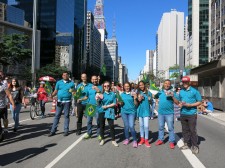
[28,95,42,120]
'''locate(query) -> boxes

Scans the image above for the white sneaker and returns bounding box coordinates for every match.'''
[100,140,104,146]
[112,141,119,147]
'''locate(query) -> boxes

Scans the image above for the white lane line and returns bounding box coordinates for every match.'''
[8,118,31,126]
[45,134,86,168]
[165,123,206,168]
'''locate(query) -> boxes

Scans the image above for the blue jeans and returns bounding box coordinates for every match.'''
[87,112,100,136]
[150,102,155,118]
[158,114,175,143]
[10,103,22,130]
[121,113,137,141]
[51,102,71,133]
[39,100,46,116]
[139,117,149,139]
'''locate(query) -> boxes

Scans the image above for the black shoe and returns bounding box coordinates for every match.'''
[76,131,81,135]
[48,132,56,137]
[13,128,17,133]
[64,132,69,136]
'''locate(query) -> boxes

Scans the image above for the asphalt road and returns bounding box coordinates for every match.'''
[0,103,225,168]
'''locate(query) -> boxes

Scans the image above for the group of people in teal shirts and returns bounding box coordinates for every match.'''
[49,72,202,154]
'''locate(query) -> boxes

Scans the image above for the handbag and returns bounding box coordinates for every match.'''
[104,108,115,120]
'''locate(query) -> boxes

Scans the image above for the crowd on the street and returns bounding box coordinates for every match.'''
[0,70,215,155]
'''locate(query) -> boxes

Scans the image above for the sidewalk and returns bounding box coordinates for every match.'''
[200,109,225,126]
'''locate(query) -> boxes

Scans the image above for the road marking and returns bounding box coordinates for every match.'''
[164,123,206,168]
[45,134,86,168]
[8,118,31,126]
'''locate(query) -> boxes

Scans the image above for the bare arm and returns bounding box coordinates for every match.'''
[51,90,58,97]
[5,89,15,108]
[184,101,202,108]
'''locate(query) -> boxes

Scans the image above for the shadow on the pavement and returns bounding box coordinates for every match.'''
[0,143,56,166]
[176,132,206,145]
[0,123,52,147]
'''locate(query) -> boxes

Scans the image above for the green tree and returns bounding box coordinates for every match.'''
[37,63,68,80]
[0,34,31,68]
[169,64,179,70]
[170,72,179,79]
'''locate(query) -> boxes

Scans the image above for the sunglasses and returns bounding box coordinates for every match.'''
[104,85,110,87]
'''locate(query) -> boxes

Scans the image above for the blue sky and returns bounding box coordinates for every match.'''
[88,0,188,81]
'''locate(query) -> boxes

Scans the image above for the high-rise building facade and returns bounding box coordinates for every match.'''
[11,0,87,78]
[94,0,107,68]
[187,0,209,66]
[86,11,101,74]
[210,0,225,61]
[157,10,184,78]
[104,38,118,82]
[144,50,154,74]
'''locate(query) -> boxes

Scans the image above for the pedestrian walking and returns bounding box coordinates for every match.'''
[137,81,152,148]
[76,73,90,135]
[8,78,25,132]
[179,76,202,154]
[0,72,15,141]
[0,71,9,133]
[120,82,138,148]
[49,71,75,137]
[98,81,118,147]
[83,75,102,140]
[37,81,48,118]
[154,80,179,149]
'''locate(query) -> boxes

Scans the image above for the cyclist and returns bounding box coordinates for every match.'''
[37,81,48,118]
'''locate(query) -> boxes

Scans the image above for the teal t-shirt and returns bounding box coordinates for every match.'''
[99,91,116,113]
[137,90,152,117]
[154,90,176,115]
[120,92,137,114]
[56,80,75,102]
[178,86,202,115]
[88,84,103,105]
[76,82,91,105]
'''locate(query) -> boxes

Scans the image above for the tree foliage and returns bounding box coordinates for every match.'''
[170,72,179,79]
[169,64,179,70]
[37,63,68,80]
[0,34,31,66]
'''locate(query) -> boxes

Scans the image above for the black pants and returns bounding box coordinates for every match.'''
[180,114,198,147]
[76,103,86,131]
[99,112,115,140]
[0,108,7,135]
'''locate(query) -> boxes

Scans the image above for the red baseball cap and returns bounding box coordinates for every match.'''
[182,76,190,82]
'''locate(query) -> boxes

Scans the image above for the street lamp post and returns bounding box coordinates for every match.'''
[32,0,37,87]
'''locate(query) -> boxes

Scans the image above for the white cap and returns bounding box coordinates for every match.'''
[40,81,45,84]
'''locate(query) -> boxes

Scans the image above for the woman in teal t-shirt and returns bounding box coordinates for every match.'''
[137,81,152,148]
[120,82,138,148]
[98,81,118,147]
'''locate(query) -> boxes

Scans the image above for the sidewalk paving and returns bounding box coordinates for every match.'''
[200,109,225,126]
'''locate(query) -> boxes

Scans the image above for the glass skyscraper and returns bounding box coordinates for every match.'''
[188,0,209,66]
[10,0,87,78]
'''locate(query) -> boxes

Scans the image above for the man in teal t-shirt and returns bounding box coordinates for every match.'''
[154,79,179,149]
[179,76,202,155]
[76,73,90,135]
[49,71,75,137]
[83,75,102,140]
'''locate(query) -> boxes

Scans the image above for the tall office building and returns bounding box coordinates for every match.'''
[86,11,101,74]
[144,50,154,74]
[0,1,24,26]
[94,0,107,68]
[186,0,209,66]
[156,10,184,78]
[104,37,118,82]
[210,0,225,61]
[12,0,87,78]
